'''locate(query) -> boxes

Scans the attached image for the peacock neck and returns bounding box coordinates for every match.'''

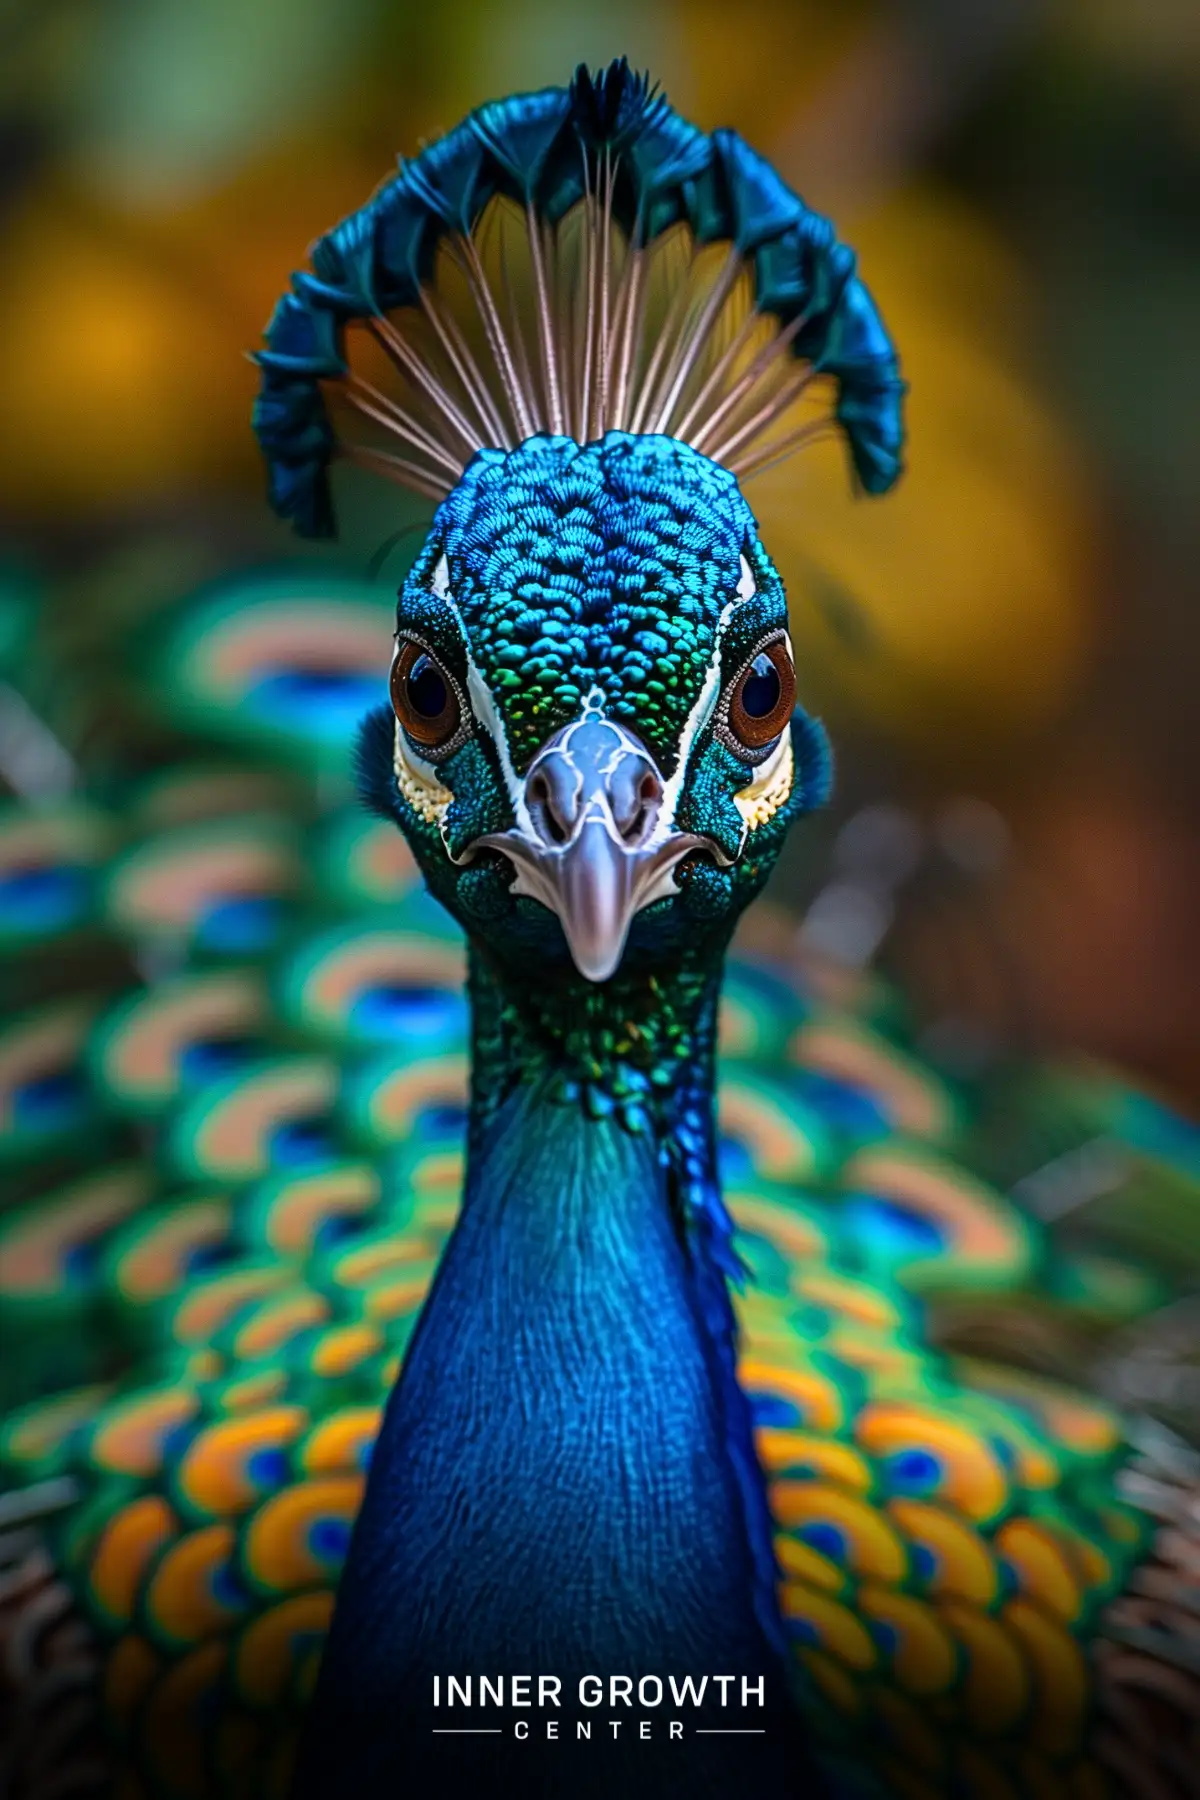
[462,935,789,1649]
[297,933,816,1796]
[463,937,728,1158]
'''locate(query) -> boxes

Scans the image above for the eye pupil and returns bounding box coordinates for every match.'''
[740,653,781,719]
[406,654,448,720]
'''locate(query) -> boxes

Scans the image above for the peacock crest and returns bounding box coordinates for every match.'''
[253,58,904,530]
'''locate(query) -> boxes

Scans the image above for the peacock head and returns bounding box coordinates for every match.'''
[358,431,830,984]
[254,61,904,992]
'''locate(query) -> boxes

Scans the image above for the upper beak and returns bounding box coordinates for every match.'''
[469,718,724,982]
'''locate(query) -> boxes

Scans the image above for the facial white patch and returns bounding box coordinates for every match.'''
[734,730,794,831]
[393,720,453,824]
[736,553,757,606]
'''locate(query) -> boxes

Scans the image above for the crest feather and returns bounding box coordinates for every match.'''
[253,59,905,537]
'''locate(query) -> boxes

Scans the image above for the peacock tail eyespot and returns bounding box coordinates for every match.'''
[388,638,468,760]
[717,633,796,763]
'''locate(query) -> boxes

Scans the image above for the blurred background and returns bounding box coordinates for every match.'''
[0,0,1197,1105]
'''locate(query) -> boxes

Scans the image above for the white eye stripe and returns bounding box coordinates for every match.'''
[434,585,534,835]
[655,566,777,823]
[417,556,523,807]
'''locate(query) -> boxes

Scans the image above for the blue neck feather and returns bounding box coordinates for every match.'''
[295,953,820,1797]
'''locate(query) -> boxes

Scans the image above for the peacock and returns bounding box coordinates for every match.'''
[1,58,1198,1800]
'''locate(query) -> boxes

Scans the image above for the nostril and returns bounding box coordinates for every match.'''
[615,768,663,845]
[528,771,569,845]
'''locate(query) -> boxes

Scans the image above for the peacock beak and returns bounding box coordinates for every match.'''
[471,718,724,982]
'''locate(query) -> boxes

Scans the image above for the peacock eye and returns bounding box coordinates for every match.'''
[720,636,796,758]
[390,638,464,754]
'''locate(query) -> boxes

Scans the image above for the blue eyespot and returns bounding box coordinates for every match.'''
[741,653,781,719]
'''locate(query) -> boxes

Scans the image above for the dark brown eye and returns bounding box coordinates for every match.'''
[390,639,462,752]
[724,637,795,754]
